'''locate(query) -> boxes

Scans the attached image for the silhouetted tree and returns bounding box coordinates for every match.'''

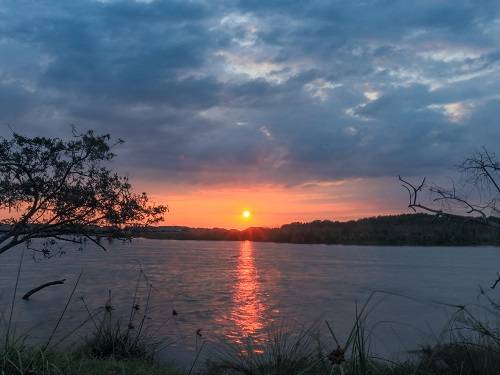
[0,130,167,257]
[139,215,500,246]
[400,148,500,288]
[399,148,499,230]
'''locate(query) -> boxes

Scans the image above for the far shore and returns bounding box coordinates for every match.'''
[134,213,500,247]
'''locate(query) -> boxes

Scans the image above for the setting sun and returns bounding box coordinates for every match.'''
[1,0,498,371]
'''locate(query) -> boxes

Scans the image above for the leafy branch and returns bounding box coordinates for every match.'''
[0,130,167,256]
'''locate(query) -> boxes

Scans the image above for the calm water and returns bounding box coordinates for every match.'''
[1,240,499,367]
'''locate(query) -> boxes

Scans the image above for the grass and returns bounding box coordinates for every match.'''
[205,324,319,375]
[4,254,500,375]
[1,297,182,375]
[0,302,182,375]
[77,288,160,361]
[4,307,500,375]
[1,344,183,375]
[202,293,500,375]
[5,339,500,375]
[1,260,181,375]
[204,337,500,375]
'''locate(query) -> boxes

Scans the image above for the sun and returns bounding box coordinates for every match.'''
[242,210,251,219]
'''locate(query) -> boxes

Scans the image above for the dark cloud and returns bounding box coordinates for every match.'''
[0,0,499,186]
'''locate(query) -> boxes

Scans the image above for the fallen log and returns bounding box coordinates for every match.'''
[22,279,66,300]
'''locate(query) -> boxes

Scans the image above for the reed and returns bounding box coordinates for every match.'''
[4,269,500,374]
[203,292,500,375]
[206,324,320,375]
[1,267,179,375]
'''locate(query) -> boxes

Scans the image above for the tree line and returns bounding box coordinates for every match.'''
[138,213,500,246]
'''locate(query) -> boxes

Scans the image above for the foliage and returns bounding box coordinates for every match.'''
[0,130,167,256]
[139,213,500,245]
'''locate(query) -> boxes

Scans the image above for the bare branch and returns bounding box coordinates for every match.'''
[22,279,66,300]
[399,148,500,232]
[491,273,500,290]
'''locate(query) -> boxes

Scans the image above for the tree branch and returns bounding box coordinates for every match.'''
[22,279,66,300]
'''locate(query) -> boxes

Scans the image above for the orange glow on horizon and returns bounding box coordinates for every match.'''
[128,177,407,229]
[0,178,407,229]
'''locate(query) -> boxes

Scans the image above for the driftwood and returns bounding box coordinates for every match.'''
[22,279,66,300]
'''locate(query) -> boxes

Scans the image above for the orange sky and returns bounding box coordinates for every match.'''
[0,177,408,229]
[139,177,407,229]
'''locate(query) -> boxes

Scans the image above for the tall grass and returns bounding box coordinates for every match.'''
[78,285,161,361]
[204,291,500,375]
[1,264,177,375]
[4,257,500,375]
[206,324,319,375]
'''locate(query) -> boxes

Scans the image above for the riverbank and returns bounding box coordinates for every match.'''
[3,290,500,374]
[3,291,500,375]
[137,213,500,246]
[3,238,500,374]
[3,337,500,374]
[1,353,183,375]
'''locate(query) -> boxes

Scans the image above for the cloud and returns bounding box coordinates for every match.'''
[0,0,499,188]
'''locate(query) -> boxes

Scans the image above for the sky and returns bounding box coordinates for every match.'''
[0,0,499,228]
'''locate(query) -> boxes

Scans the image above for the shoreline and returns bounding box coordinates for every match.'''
[131,213,500,247]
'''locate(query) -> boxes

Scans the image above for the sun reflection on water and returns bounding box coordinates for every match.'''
[227,240,265,343]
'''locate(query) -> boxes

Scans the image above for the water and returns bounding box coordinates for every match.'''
[1,239,499,367]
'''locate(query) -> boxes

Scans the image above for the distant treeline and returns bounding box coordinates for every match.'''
[136,214,500,246]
